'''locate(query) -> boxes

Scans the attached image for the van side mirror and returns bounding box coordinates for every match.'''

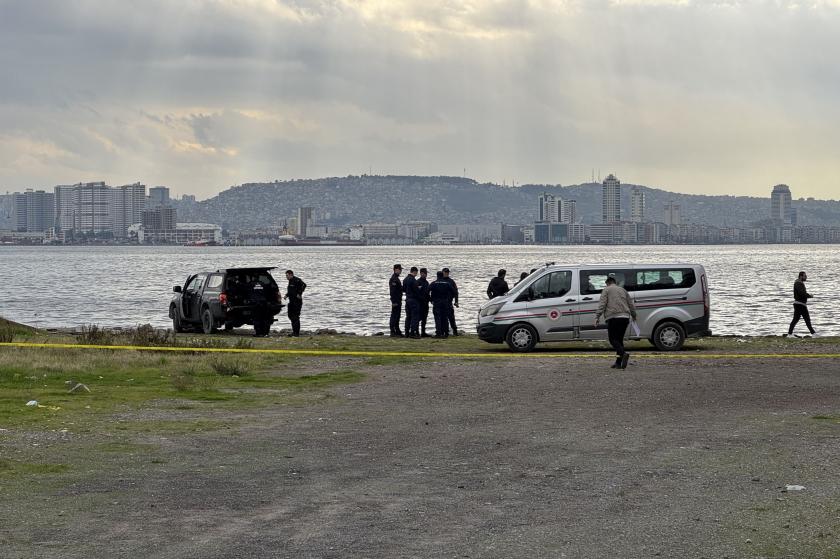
[173,285,182,293]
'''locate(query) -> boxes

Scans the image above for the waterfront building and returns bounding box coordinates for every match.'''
[664,201,681,227]
[13,189,55,232]
[141,206,177,231]
[134,223,221,244]
[630,186,645,223]
[297,207,313,237]
[147,186,170,208]
[362,223,399,239]
[112,183,146,238]
[71,182,113,234]
[770,184,792,224]
[54,185,76,231]
[601,174,621,223]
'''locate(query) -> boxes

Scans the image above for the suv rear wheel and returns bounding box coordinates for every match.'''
[651,321,685,351]
[201,308,217,334]
[506,323,538,352]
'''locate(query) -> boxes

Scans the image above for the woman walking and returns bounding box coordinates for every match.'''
[594,276,637,369]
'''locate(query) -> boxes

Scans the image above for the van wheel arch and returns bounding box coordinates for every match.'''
[650,319,685,351]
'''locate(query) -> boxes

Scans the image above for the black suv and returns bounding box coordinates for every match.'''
[169,267,283,336]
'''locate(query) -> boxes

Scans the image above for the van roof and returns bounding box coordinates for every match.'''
[542,263,704,269]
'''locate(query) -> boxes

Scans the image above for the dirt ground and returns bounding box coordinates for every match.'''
[2,353,839,558]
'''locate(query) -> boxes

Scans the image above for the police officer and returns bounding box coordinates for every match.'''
[402,266,421,339]
[441,267,459,336]
[417,268,431,337]
[487,269,510,299]
[284,269,306,337]
[389,264,403,337]
[429,271,453,338]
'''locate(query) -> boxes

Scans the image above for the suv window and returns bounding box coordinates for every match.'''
[205,274,224,290]
[633,268,696,291]
[530,271,572,300]
[580,270,629,295]
[185,274,206,292]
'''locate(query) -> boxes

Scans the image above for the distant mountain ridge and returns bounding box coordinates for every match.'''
[169,175,840,230]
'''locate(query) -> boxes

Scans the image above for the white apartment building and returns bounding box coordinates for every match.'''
[13,190,55,232]
[112,183,146,238]
[602,174,621,223]
[630,186,645,223]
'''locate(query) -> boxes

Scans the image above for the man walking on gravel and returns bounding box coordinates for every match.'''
[787,271,816,337]
[595,275,637,369]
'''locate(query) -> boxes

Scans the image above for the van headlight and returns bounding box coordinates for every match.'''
[480,303,505,317]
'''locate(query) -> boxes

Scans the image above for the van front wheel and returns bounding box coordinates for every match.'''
[651,321,685,351]
[506,323,538,353]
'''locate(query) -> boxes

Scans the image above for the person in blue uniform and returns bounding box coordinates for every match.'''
[402,266,421,339]
[429,271,453,338]
[441,267,459,336]
[389,264,403,337]
[283,269,306,337]
[417,268,431,337]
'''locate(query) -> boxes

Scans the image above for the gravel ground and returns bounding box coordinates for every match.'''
[2,354,839,558]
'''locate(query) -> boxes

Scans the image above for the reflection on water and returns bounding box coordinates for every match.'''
[2,245,837,337]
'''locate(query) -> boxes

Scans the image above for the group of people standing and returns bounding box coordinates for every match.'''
[389,264,459,338]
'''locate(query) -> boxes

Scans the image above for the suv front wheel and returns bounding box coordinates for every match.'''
[201,308,217,334]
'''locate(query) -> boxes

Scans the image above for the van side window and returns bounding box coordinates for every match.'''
[531,271,572,300]
[634,268,696,291]
[580,270,629,294]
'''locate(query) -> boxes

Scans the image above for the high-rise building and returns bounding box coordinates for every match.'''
[559,199,577,224]
[297,207,313,237]
[148,186,170,208]
[112,183,146,238]
[602,174,621,223]
[13,190,55,232]
[770,184,792,224]
[664,201,681,227]
[630,186,645,223]
[72,181,113,234]
[54,185,76,231]
[141,206,177,231]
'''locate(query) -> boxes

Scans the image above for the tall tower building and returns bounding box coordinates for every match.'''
[54,185,77,232]
[73,181,113,234]
[538,193,558,222]
[13,190,55,232]
[770,184,792,224]
[601,174,621,224]
[664,201,681,227]
[559,199,577,224]
[112,183,146,238]
[297,207,313,237]
[148,186,170,208]
[630,186,645,223]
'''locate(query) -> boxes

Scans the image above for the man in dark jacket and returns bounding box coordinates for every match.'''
[441,267,459,335]
[487,269,510,299]
[402,266,421,338]
[284,270,306,337]
[417,268,431,337]
[787,271,816,337]
[389,264,403,337]
[429,271,453,338]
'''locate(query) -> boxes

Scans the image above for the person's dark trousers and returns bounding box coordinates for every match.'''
[607,317,630,359]
[789,304,815,335]
[287,300,302,336]
[420,303,430,335]
[406,299,421,336]
[433,302,448,336]
[390,302,402,335]
[447,303,458,334]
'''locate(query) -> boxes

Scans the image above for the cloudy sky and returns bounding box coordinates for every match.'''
[1,0,839,199]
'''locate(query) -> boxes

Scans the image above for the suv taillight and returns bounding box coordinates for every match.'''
[219,292,228,305]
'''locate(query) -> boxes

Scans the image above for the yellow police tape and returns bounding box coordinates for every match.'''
[0,342,838,359]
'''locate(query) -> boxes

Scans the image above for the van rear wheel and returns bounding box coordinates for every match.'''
[506,323,538,353]
[651,321,685,351]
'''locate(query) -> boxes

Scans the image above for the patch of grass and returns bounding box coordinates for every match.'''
[211,359,249,377]
[0,459,70,476]
[812,414,840,424]
[0,328,14,343]
[76,324,115,345]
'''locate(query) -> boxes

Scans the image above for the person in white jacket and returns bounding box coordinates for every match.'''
[595,276,637,369]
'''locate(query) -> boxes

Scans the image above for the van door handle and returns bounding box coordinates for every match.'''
[582,297,593,301]
[565,298,576,302]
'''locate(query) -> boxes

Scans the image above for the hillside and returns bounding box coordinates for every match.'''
[169,175,840,229]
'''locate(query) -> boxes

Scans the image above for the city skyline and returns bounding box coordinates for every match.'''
[3,2,840,198]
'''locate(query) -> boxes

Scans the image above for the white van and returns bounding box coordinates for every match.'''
[476,263,711,352]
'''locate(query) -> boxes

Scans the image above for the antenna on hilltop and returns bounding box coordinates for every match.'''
[591,168,595,183]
